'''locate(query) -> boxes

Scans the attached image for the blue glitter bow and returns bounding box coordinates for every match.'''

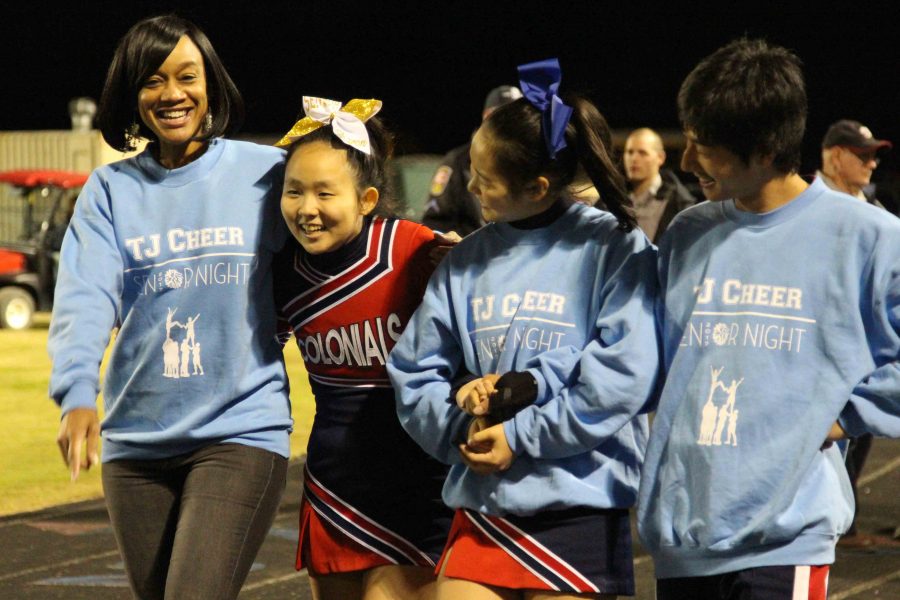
[517,58,573,158]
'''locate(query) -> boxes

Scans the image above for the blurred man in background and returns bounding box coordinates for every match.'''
[818,119,895,548]
[623,127,696,243]
[817,119,892,209]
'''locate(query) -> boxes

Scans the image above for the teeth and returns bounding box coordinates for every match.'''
[301,224,324,233]
[159,109,188,119]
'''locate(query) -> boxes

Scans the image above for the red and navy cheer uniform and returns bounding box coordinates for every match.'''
[274,216,452,574]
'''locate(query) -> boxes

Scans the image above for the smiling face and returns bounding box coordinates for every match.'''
[137,35,209,167]
[281,141,377,255]
[680,130,769,205]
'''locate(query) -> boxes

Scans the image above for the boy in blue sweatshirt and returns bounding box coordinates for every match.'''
[636,38,900,600]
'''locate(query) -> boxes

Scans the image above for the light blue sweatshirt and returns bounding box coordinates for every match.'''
[387,202,660,516]
[48,139,293,461]
[637,178,900,577]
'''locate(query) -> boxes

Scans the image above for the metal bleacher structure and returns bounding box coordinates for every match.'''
[0,96,148,243]
[0,131,129,242]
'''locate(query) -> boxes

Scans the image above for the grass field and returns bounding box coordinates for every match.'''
[0,313,315,516]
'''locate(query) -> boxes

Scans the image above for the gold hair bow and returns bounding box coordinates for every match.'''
[275,97,382,154]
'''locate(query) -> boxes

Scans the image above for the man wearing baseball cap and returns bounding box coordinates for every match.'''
[817,119,892,207]
[819,119,895,549]
[421,85,522,236]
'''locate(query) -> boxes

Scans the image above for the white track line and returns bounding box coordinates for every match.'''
[242,570,309,590]
[830,569,900,600]
[858,455,900,487]
[0,550,119,582]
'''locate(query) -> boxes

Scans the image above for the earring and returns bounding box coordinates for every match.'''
[125,121,140,151]
[204,112,213,132]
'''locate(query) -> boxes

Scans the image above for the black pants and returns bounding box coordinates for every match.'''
[102,443,287,600]
[657,565,829,600]
[844,433,873,536]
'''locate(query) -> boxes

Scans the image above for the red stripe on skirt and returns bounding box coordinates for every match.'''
[438,509,573,591]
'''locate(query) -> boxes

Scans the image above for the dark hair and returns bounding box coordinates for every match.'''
[97,14,244,151]
[284,115,398,217]
[482,95,635,230]
[678,38,807,173]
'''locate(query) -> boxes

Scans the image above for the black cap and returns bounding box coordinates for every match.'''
[483,85,523,112]
[822,120,892,151]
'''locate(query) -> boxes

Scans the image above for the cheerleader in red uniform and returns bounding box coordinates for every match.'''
[273,97,453,600]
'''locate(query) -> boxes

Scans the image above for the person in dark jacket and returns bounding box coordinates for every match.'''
[817,119,896,548]
[420,85,521,236]
[623,127,696,243]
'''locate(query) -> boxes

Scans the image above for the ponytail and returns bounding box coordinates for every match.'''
[566,94,635,231]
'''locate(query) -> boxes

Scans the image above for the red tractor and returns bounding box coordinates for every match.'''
[0,170,88,330]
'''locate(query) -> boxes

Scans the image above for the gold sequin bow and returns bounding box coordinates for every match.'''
[275,97,382,154]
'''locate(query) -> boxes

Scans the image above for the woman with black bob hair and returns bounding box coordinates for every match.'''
[49,14,292,599]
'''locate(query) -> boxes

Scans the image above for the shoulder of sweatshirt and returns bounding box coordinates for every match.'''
[814,186,900,231]
[443,203,650,265]
[573,203,653,252]
[221,138,286,163]
[659,187,900,260]
[664,198,721,230]
[85,138,286,188]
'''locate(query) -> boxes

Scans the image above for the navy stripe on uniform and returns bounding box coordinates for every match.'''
[304,467,434,567]
[290,219,397,326]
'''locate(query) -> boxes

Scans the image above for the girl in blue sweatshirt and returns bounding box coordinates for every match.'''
[387,59,660,599]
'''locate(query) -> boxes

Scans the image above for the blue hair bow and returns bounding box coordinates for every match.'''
[517,58,573,158]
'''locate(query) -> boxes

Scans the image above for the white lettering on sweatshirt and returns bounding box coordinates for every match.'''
[125,227,245,261]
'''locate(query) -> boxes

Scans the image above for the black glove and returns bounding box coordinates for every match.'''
[485,371,538,424]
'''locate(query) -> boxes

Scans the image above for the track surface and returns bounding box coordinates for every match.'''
[2,440,898,599]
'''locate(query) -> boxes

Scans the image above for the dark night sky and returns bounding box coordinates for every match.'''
[2,1,898,178]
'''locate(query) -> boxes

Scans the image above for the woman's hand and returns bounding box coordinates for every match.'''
[57,408,100,481]
[429,231,462,265]
[821,420,848,450]
[455,374,501,416]
[458,418,514,475]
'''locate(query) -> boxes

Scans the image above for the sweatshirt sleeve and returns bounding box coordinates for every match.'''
[388,259,469,464]
[47,173,124,415]
[839,239,900,437]
[505,236,660,459]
